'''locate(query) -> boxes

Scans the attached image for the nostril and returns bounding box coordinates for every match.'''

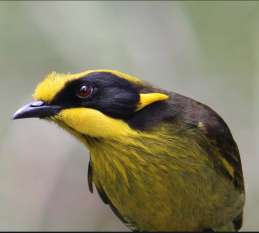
[31,100,45,107]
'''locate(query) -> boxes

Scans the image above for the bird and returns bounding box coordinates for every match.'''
[12,69,245,232]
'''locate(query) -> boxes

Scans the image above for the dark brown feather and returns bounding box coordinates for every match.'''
[233,211,243,231]
[87,160,93,193]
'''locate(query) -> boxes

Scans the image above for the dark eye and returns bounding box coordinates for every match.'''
[77,85,93,98]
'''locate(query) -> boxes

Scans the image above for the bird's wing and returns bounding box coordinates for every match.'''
[195,113,244,191]
[190,108,245,231]
[183,98,245,193]
[88,160,94,193]
[203,125,244,232]
[87,160,130,226]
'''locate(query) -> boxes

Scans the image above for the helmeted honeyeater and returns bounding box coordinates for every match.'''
[12,70,245,232]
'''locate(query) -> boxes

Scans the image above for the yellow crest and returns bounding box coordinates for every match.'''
[136,93,169,112]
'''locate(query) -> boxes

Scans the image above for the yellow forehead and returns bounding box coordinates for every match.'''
[33,69,143,103]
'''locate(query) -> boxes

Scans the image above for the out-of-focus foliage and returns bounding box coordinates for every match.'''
[0,1,258,231]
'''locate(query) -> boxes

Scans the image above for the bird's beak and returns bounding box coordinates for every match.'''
[12,100,62,120]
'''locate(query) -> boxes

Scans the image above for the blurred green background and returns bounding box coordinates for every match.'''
[0,1,258,231]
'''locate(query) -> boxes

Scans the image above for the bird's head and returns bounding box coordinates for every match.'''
[12,70,169,146]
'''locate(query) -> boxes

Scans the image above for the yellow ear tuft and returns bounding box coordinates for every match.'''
[135,93,169,112]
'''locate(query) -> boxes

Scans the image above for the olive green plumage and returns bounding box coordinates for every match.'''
[12,70,245,231]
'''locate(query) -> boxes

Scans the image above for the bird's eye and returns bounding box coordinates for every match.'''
[77,85,93,98]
